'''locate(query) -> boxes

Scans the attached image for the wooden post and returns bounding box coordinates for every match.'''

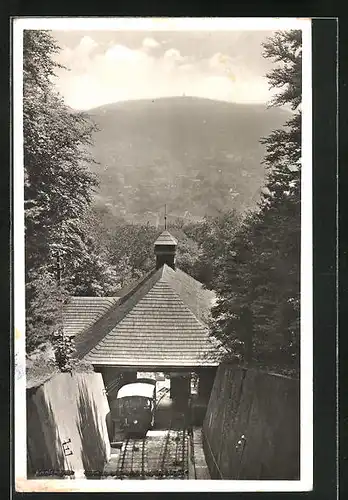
[198,369,216,402]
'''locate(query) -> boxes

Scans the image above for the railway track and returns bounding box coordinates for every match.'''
[112,420,189,479]
[115,437,147,478]
[102,387,191,479]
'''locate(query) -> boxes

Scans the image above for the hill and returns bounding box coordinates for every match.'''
[87,97,290,222]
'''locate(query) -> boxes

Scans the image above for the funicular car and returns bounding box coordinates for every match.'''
[110,380,156,437]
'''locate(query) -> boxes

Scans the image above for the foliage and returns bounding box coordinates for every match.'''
[52,330,75,372]
[24,31,98,270]
[24,30,118,355]
[183,211,241,287]
[57,209,122,296]
[262,30,302,111]
[26,344,94,388]
[108,221,161,285]
[92,208,205,288]
[208,30,302,372]
[174,235,202,278]
[25,267,69,352]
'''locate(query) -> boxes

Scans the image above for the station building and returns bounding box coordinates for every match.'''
[62,230,219,415]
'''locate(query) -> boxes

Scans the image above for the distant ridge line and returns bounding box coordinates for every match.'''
[85,96,290,113]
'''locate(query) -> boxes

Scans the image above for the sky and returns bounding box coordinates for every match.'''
[50,30,280,110]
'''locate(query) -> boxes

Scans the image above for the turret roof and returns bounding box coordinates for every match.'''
[154,230,178,246]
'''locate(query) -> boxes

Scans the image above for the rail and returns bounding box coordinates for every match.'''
[155,386,170,408]
[110,404,188,479]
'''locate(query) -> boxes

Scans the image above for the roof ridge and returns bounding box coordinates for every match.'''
[85,278,213,366]
[163,264,209,289]
[118,267,163,303]
[156,278,211,331]
[74,267,164,359]
[161,264,215,324]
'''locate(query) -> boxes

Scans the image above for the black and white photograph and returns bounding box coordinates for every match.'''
[13,17,312,492]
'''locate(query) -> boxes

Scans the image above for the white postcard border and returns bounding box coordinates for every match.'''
[13,17,312,492]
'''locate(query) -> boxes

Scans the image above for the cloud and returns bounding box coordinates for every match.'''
[142,37,160,49]
[54,38,274,110]
[104,44,147,63]
[57,35,99,73]
[209,52,230,69]
[78,35,98,53]
[178,63,195,72]
[163,48,185,61]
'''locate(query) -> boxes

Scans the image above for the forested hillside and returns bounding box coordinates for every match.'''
[88,97,289,221]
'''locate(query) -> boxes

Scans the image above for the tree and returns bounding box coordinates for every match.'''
[181,211,241,287]
[261,29,302,207]
[55,210,121,297]
[107,222,160,286]
[208,211,258,363]
[24,31,99,267]
[174,235,202,278]
[23,30,113,352]
[257,29,301,368]
[209,30,302,373]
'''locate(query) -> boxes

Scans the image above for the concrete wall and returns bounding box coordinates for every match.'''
[203,364,300,480]
[27,372,111,478]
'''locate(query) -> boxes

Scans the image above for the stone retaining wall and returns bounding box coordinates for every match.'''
[26,372,111,478]
[202,364,300,480]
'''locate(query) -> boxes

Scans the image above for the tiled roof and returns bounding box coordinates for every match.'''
[154,230,178,246]
[74,265,218,367]
[62,297,120,338]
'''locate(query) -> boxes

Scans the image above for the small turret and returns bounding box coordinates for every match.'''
[154,231,177,270]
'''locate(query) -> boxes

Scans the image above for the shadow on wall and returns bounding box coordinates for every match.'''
[203,365,300,480]
[27,389,66,477]
[76,381,109,474]
[105,410,113,442]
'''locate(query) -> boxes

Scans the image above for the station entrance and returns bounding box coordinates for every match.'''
[97,365,217,441]
[99,367,214,479]
[99,367,216,407]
